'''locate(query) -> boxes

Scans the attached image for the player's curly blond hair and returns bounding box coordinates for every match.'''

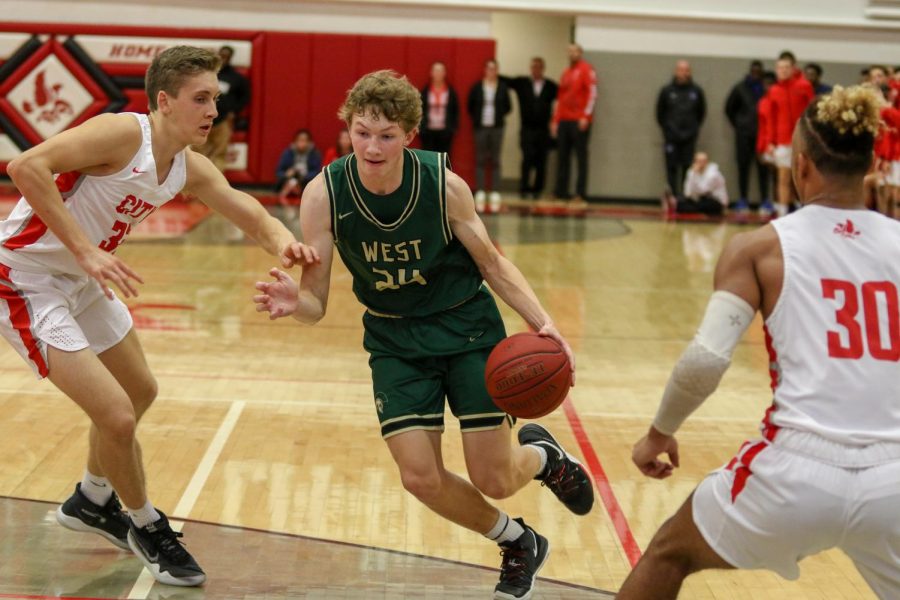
[798,85,882,177]
[338,70,422,133]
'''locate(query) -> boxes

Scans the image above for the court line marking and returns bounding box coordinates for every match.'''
[125,400,246,599]
[563,397,643,567]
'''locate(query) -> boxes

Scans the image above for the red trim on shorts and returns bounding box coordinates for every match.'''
[0,269,49,377]
[760,403,781,441]
[2,171,81,251]
[730,441,767,503]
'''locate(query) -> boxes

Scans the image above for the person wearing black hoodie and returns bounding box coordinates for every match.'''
[725,60,767,210]
[656,60,706,197]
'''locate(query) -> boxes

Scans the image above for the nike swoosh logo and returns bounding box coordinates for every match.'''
[132,167,146,174]
[88,480,107,487]
[338,211,353,220]
[81,509,106,523]
[468,331,485,342]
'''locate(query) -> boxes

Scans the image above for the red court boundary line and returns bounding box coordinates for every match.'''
[491,237,642,567]
[563,397,642,567]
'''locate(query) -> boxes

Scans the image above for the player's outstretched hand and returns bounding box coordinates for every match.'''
[632,427,680,480]
[280,241,320,268]
[254,268,299,320]
[537,323,576,386]
[78,247,144,300]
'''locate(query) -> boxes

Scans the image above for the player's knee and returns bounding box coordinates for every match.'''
[97,410,138,443]
[399,469,443,504]
[470,472,514,500]
[132,376,158,418]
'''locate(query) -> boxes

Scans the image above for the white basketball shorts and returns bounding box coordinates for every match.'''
[773,145,792,169]
[887,161,900,187]
[0,263,133,379]
[693,429,900,598]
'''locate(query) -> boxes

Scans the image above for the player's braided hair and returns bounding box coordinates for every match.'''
[145,46,221,111]
[798,85,882,177]
[339,70,422,133]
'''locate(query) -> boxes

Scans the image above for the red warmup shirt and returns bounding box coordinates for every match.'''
[880,105,900,161]
[757,94,773,155]
[553,59,597,124]
[767,70,814,146]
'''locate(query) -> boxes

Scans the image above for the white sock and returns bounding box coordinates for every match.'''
[80,470,113,506]
[127,501,162,528]
[529,445,548,478]
[485,512,525,545]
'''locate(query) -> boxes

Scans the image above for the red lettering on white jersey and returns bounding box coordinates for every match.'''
[764,205,900,444]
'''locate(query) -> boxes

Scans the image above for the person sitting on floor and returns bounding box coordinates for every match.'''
[663,151,728,217]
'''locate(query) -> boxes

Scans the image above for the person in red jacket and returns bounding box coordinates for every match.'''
[755,71,777,215]
[551,43,597,204]
[766,57,814,217]
[875,72,900,218]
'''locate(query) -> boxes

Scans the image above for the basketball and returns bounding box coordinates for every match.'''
[485,332,571,419]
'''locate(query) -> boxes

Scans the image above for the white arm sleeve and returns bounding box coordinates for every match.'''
[652,291,756,436]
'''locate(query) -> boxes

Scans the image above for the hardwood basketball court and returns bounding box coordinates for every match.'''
[0,201,877,598]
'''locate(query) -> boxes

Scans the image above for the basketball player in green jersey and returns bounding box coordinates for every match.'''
[254,70,594,600]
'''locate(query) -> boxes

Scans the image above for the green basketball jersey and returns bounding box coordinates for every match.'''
[323,148,483,317]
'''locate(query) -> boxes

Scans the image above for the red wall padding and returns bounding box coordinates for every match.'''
[0,22,494,188]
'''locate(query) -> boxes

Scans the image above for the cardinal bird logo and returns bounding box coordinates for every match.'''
[833,219,861,239]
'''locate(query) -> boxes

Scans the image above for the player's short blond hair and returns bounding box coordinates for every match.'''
[145,46,221,111]
[338,70,422,133]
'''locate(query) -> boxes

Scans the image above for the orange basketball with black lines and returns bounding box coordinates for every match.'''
[485,332,571,419]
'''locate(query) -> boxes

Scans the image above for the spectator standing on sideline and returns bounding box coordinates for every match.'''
[502,57,558,199]
[419,62,459,154]
[766,55,814,217]
[552,44,597,204]
[467,59,511,213]
[804,63,833,95]
[725,60,766,211]
[756,71,778,215]
[657,60,707,198]
[193,45,250,172]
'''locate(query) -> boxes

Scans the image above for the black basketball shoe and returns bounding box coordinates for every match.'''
[494,518,550,600]
[56,483,130,550]
[519,423,594,515]
[127,511,206,586]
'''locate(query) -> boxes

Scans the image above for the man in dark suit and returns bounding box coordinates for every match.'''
[467,59,512,211]
[504,57,558,199]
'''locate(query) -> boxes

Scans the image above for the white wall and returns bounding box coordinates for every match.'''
[0,0,492,38]
[576,14,900,64]
[491,11,572,188]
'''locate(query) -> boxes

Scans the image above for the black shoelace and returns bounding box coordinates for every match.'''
[498,546,530,586]
[542,462,580,497]
[150,526,190,562]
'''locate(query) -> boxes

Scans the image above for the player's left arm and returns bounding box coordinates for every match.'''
[632,229,769,479]
[446,172,575,380]
[182,150,318,268]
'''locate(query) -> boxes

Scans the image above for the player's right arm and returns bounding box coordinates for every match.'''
[6,113,144,298]
[631,227,776,479]
[253,174,334,324]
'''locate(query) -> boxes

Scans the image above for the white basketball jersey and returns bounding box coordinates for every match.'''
[764,205,900,444]
[0,113,186,275]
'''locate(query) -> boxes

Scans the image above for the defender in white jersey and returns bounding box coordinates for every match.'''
[0,46,317,587]
[619,86,900,599]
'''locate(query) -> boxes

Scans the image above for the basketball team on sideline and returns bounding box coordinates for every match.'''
[0,45,897,600]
